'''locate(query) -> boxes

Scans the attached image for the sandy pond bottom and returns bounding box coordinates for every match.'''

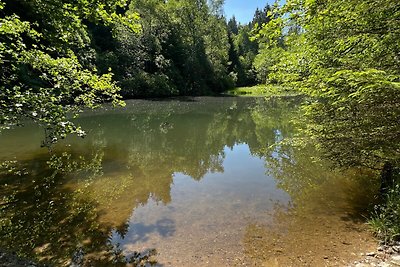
[103,144,377,267]
[117,207,376,267]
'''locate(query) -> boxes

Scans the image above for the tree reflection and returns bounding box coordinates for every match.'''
[0,155,158,266]
[0,97,303,266]
[241,98,380,266]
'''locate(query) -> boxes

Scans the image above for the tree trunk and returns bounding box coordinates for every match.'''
[380,162,393,196]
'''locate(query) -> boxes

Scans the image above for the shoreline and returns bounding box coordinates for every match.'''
[349,243,400,267]
[2,244,400,267]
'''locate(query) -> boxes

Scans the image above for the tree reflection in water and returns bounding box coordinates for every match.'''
[0,97,376,266]
[243,128,380,266]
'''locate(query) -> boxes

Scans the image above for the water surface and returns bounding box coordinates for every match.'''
[0,97,378,266]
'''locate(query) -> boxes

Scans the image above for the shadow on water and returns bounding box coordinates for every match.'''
[243,140,380,266]
[0,154,162,266]
[0,97,379,266]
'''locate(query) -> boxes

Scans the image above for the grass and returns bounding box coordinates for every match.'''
[224,84,301,97]
[369,169,400,244]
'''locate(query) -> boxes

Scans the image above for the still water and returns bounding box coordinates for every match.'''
[0,97,378,266]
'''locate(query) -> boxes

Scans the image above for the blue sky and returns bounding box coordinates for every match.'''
[223,0,276,24]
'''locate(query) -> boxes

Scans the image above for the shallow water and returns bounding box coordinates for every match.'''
[0,97,378,266]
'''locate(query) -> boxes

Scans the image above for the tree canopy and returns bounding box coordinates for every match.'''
[1,0,258,142]
[0,0,140,145]
[254,0,400,171]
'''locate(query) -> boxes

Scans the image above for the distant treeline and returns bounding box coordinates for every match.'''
[88,0,273,97]
[1,0,273,99]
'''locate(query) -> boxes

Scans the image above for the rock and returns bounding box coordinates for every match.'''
[391,255,400,266]
[366,252,376,257]
[392,255,400,260]
[355,263,371,267]
[387,248,394,254]
[378,262,391,267]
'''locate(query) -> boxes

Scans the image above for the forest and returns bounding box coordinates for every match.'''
[0,0,400,265]
[1,0,277,144]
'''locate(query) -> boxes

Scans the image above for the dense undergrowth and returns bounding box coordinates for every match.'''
[369,169,400,243]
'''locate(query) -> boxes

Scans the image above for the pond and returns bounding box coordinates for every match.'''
[0,97,379,266]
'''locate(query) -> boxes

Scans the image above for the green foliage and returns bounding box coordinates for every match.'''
[254,0,400,242]
[254,0,400,168]
[226,4,273,86]
[369,170,400,243]
[253,46,284,83]
[226,85,296,97]
[110,0,235,97]
[1,0,247,142]
[120,73,178,98]
[303,69,400,169]
[0,0,140,145]
[233,25,258,85]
